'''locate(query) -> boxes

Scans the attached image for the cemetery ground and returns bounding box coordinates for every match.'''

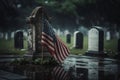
[0,38,27,55]
[0,36,119,80]
[0,36,118,58]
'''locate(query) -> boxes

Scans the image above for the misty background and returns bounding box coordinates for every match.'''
[0,0,120,39]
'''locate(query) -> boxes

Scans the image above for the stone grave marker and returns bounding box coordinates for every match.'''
[106,31,111,40]
[14,31,23,49]
[5,33,8,40]
[26,7,45,54]
[11,32,14,38]
[73,31,83,49]
[23,31,28,37]
[26,6,50,58]
[0,32,3,39]
[116,32,119,39]
[86,26,106,56]
[66,33,71,44]
[57,29,61,36]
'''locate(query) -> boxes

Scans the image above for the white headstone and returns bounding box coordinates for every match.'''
[73,31,80,48]
[88,28,99,51]
[116,32,119,39]
[23,31,28,37]
[64,30,69,36]
[106,31,111,40]
[86,27,104,55]
[57,29,61,36]
[73,31,83,49]
[0,32,3,39]
[5,33,8,40]
[11,32,15,38]
[53,28,57,33]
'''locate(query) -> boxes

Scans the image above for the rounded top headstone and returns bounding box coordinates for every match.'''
[15,30,23,33]
[88,26,104,52]
[74,31,80,34]
[92,26,103,31]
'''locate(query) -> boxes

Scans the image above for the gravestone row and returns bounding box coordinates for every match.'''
[1,6,119,60]
[1,6,120,58]
[12,25,119,57]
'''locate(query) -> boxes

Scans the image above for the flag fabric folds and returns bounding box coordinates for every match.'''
[41,19,70,63]
[52,66,70,80]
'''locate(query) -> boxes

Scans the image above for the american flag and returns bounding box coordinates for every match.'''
[52,66,70,80]
[41,19,70,63]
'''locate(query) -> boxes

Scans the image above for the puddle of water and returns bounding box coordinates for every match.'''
[0,55,120,80]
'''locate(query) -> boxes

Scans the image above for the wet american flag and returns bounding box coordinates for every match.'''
[41,19,70,63]
[52,66,70,80]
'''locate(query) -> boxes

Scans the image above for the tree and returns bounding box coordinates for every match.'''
[36,0,120,30]
[0,0,37,39]
[36,0,97,28]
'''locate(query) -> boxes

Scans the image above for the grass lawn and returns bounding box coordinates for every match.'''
[60,35,118,56]
[0,36,118,57]
[60,36,88,55]
[0,38,28,55]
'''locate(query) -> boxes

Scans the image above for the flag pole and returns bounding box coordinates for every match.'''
[41,8,44,64]
[40,7,52,64]
[41,46,44,64]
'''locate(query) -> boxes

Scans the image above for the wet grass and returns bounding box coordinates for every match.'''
[60,36,118,56]
[0,36,118,56]
[104,39,118,56]
[0,38,27,55]
[60,36,88,55]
